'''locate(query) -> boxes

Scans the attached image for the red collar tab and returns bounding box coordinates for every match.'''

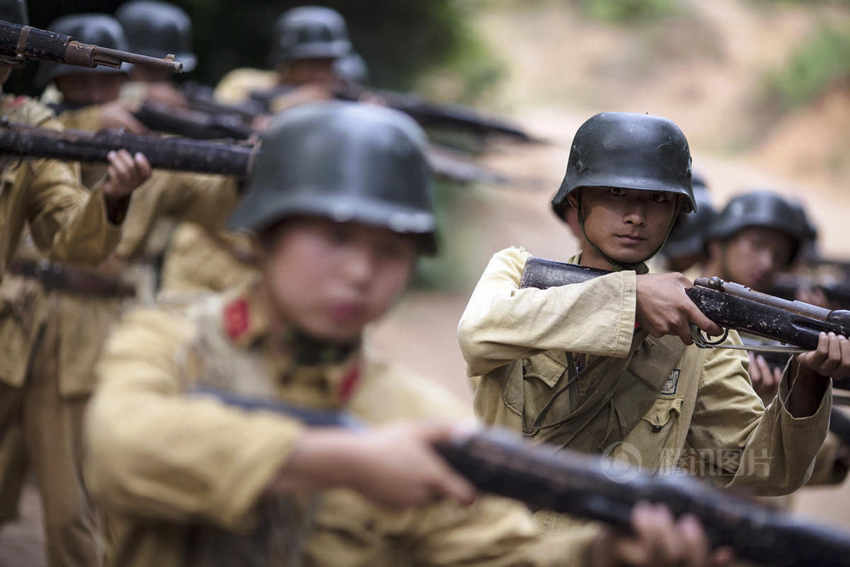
[224,298,250,341]
[338,365,361,404]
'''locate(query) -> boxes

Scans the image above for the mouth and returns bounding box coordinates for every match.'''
[614,234,647,244]
[329,300,368,323]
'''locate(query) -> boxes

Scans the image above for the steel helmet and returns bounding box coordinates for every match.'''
[229,101,437,254]
[552,112,695,221]
[708,190,810,264]
[116,1,197,72]
[271,6,351,65]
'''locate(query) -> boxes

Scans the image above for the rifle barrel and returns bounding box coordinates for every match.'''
[0,20,181,73]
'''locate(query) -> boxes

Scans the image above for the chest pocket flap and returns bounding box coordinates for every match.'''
[522,352,567,388]
[641,397,684,431]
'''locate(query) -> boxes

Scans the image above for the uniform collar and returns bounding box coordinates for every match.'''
[221,285,363,407]
[569,251,649,274]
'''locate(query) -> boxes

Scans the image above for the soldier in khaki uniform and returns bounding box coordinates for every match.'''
[116,1,196,109]
[0,13,237,566]
[161,5,353,295]
[457,112,846,559]
[703,191,850,503]
[87,103,730,567]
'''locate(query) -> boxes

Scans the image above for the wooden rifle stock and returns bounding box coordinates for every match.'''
[0,119,255,177]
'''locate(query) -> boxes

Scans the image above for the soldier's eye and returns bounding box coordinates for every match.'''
[608,188,627,197]
[651,192,671,203]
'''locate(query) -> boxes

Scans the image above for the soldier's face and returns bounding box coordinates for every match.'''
[717,227,794,291]
[261,217,417,342]
[573,187,678,266]
[282,58,337,86]
[54,73,124,105]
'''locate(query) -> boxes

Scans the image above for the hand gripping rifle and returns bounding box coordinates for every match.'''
[194,387,850,567]
[520,257,850,355]
[0,19,182,73]
[0,119,256,178]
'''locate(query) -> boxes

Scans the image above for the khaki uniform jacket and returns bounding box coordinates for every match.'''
[457,247,830,493]
[3,104,239,395]
[0,96,122,387]
[87,287,591,567]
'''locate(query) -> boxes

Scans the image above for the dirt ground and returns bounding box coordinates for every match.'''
[4,0,850,563]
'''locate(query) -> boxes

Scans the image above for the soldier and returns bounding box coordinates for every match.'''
[214,5,349,109]
[0,0,151,553]
[115,0,195,108]
[85,103,728,567]
[457,112,844,542]
[159,5,356,296]
[702,191,849,497]
[0,12,228,566]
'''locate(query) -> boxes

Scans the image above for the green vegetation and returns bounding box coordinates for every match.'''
[765,25,850,110]
[577,0,679,22]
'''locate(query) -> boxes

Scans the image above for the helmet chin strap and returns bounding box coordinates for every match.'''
[576,194,682,272]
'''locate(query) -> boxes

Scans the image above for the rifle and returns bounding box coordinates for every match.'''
[0,119,255,177]
[7,258,135,298]
[181,81,267,122]
[250,83,542,144]
[520,258,850,353]
[134,101,255,141]
[0,20,181,73]
[194,386,850,566]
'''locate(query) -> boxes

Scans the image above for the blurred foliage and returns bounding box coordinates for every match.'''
[765,25,850,110]
[414,180,475,291]
[12,0,495,97]
[576,0,679,22]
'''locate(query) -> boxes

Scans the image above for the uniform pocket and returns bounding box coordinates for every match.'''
[640,397,684,432]
[504,352,569,434]
[0,297,29,387]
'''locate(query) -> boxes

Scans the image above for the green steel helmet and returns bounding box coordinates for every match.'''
[229,101,437,254]
[35,14,130,88]
[0,0,26,25]
[708,190,810,264]
[663,186,716,260]
[551,112,695,221]
[116,1,196,72]
[272,6,351,64]
[333,52,368,84]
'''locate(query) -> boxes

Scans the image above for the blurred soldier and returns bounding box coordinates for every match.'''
[160,5,357,296]
[116,0,195,107]
[86,102,725,567]
[702,191,849,505]
[0,13,228,565]
[458,112,841,559]
[653,171,716,276]
[0,2,151,556]
[215,5,350,109]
